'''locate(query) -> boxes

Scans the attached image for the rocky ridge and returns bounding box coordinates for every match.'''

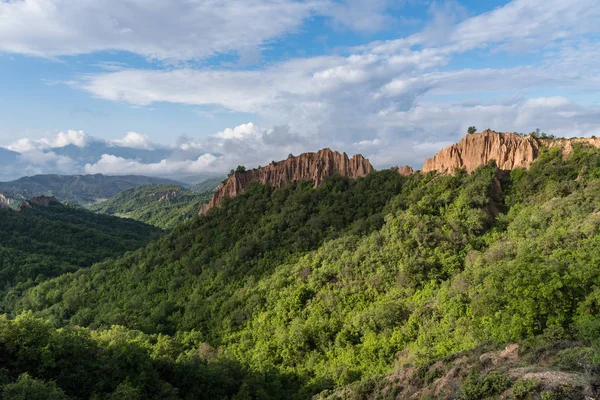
[422,129,600,174]
[199,131,600,215]
[199,149,373,215]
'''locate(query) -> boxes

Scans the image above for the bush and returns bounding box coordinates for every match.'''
[460,370,510,400]
[512,378,538,399]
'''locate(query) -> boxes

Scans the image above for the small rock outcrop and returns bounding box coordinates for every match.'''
[0,194,9,209]
[391,165,414,176]
[154,190,181,202]
[17,196,61,212]
[199,149,374,215]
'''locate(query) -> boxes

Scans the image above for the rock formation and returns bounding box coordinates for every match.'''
[153,189,182,202]
[422,130,600,175]
[199,149,374,215]
[0,194,9,209]
[391,165,414,176]
[17,196,61,212]
[199,131,600,216]
[422,130,541,174]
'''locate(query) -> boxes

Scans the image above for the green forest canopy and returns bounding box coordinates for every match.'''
[89,184,214,229]
[0,203,161,314]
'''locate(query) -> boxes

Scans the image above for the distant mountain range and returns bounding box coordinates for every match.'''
[0,174,184,205]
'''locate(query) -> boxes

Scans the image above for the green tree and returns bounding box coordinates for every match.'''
[468,126,477,134]
[2,374,68,400]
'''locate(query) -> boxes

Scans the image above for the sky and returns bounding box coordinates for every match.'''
[0,0,599,181]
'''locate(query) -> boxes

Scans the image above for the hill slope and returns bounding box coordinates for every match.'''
[5,141,600,398]
[90,184,215,229]
[0,199,161,312]
[0,174,183,205]
[189,176,224,193]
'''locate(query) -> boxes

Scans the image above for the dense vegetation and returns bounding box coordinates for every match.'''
[0,174,181,205]
[90,184,214,229]
[0,203,161,314]
[3,144,600,398]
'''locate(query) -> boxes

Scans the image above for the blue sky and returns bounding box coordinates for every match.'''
[0,0,599,180]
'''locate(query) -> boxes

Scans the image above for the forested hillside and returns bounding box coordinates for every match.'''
[90,184,214,229]
[2,144,600,398]
[0,174,182,205]
[0,202,161,314]
[190,177,223,193]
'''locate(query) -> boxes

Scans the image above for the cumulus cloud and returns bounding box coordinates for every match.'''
[215,123,262,140]
[84,153,220,176]
[112,132,155,150]
[82,123,316,177]
[7,130,89,152]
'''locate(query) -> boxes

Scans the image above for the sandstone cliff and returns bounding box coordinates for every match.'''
[421,130,600,175]
[422,130,542,174]
[422,130,600,174]
[199,149,374,215]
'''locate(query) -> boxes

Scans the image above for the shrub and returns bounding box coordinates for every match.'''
[512,378,539,399]
[460,370,510,400]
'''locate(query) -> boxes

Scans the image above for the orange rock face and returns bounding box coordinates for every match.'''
[391,165,414,176]
[422,130,542,174]
[422,130,600,175]
[199,148,374,215]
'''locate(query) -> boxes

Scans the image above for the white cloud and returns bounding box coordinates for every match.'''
[522,97,572,109]
[7,130,89,152]
[325,0,399,33]
[75,0,600,150]
[215,123,261,140]
[18,150,76,167]
[14,150,78,178]
[430,0,600,52]
[353,138,381,147]
[76,122,314,177]
[0,0,399,61]
[84,153,220,175]
[112,131,154,150]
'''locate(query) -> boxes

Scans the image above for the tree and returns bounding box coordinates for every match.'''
[468,126,477,134]
[2,374,68,400]
[236,165,246,173]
